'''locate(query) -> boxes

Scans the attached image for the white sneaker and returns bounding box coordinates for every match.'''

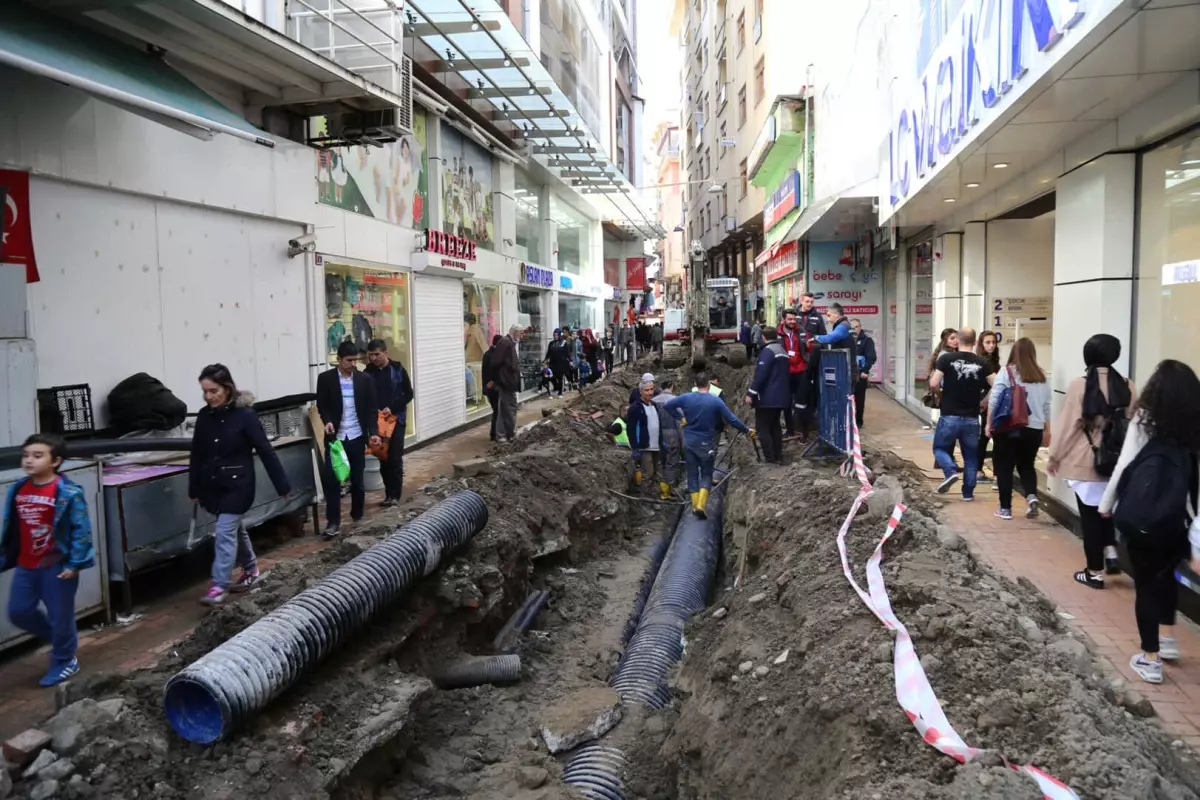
[1160,637,1180,661]
[1026,495,1040,518]
[1130,653,1164,684]
[936,474,960,494]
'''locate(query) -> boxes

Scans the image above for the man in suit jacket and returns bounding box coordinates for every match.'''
[490,326,523,442]
[316,341,380,536]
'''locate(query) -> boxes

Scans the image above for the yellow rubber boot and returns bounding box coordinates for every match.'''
[689,492,701,513]
[694,489,708,519]
[659,481,672,500]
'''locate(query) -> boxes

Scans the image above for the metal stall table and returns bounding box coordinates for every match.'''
[0,460,109,653]
[103,437,317,613]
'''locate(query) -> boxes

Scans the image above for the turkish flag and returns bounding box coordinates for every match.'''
[0,170,39,283]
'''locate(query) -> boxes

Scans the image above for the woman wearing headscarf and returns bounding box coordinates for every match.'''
[1047,334,1136,589]
[545,328,571,398]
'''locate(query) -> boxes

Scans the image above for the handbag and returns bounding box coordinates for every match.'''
[993,366,1029,433]
[922,387,940,409]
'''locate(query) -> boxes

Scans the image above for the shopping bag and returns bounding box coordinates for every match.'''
[329,439,351,483]
[369,411,397,461]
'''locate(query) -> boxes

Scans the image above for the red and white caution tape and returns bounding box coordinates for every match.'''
[835,394,1079,800]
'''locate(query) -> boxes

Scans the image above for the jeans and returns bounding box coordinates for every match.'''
[933,415,980,496]
[604,351,614,375]
[487,392,499,440]
[1078,496,1117,573]
[755,407,784,463]
[993,427,1042,510]
[381,438,405,501]
[682,435,717,493]
[1127,536,1184,654]
[212,513,258,588]
[497,390,518,440]
[322,435,366,526]
[8,565,79,668]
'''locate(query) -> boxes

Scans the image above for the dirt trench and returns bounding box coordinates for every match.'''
[621,440,1200,799]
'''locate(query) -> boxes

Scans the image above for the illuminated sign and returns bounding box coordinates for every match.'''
[419,229,477,261]
[521,262,553,288]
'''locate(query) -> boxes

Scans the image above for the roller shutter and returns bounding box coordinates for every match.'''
[412,274,467,440]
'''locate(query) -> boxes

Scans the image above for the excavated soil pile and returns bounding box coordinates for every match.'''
[10,367,666,800]
[626,451,1200,799]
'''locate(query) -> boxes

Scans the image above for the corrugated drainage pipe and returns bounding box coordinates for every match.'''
[565,474,727,800]
[620,505,684,646]
[162,491,488,744]
[432,654,522,689]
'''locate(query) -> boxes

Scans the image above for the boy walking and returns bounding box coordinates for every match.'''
[1,433,94,686]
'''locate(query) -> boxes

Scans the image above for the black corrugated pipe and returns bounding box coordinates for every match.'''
[565,474,727,800]
[620,504,684,646]
[431,654,522,689]
[162,491,488,744]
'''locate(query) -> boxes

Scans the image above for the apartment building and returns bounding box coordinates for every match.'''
[670,0,809,321]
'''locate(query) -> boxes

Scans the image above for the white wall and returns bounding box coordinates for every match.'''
[985,216,1056,360]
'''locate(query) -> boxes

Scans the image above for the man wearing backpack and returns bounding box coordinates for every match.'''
[1099,360,1200,685]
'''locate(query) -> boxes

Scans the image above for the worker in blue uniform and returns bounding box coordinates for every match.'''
[664,372,752,518]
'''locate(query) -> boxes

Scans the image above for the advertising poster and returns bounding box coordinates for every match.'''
[626,257,646,291]
[807,241,884,382]
[315,109,428,229]
[441,125,496,249]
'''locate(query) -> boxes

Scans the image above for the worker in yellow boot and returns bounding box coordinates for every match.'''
[627,379,663,495]
[651,377,681,500]
[664,372,751,519]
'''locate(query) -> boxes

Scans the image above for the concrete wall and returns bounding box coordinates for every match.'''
[985,216,1056,361]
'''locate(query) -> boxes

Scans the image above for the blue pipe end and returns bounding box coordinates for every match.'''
[163,677,227,745]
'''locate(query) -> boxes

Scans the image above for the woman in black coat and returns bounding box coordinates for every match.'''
[189,364,291,606]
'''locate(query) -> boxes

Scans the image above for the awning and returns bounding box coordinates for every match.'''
[404,0,664,241]
[780,179,878,245]
[0,3,274,147]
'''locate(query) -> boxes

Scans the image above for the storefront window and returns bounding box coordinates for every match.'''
[463,281,502,416]
[518,289,547,393]
[441,124,496,250]
[515,168,543,263]
[1135,131,1200,383]
[559,296,594,331]
[908,242,934,401]
[323,261,414,438]
[551,194,593,275]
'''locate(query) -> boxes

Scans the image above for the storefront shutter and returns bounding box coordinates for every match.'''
[412,274,467,440]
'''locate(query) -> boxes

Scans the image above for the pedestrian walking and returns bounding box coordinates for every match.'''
[652,322,664,356]
[850,319,877,429]
[316,341,381,537]
[745,327,789,463]
[620,321,635,364]
[628,380,665,495]
[796,293,826,437]
[582,328,600,384]
[601,327,616,376]
[651,378,682,497]
[568,328,582,389]
[1,432,94,686]
[986,338,1052,520]
[1100,360,1200,684]
[665,373,752,518]
[750,318,764,357]
[481,335,503,440]
[1047,333,1135,589]
[189,364,291,604]
[777,309,812,441]
[492,325,523,442]
[365,339,415,507]
[928,328,993,500]
[975,331,1002,480]
[546,328,571,397]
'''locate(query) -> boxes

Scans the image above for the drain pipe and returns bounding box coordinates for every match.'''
[162,491,488,744]
[565,475,728,799]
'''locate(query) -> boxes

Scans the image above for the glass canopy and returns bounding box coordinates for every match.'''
[403,0,663,240]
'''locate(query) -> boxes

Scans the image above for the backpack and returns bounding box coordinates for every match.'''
[1113,437,1198,543]
[1084,412,1129,478]
[992,367,1029,433]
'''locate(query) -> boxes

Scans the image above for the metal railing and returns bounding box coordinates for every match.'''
[286,0,406,96]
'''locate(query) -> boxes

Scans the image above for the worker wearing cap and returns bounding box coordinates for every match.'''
[664,372,752,519]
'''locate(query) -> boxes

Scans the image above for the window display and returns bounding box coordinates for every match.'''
[518,289,547,393]
[559,296,593,332]
[464,281,502,415]
[323,261,414,438]
[1135,130,1200,383]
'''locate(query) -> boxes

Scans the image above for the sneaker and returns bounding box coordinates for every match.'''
[381,497,397,508]
[1073,569,1105,590]
[39,658,79,688]
[1026,496,1040,518]
[962,495,975,502]
[230,569,261,594]
[936,474,960,494]
[995,509,1013,520]
[199,584,227,606]
[1130,653,1164,684]
[1160,637,1181,661]
[321,524,341,540]
[976,473,994,484]
[1105,547,1122,575]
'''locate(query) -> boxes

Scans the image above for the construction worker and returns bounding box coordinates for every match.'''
[609,418,630,448]
[627,380,666,497]
[664,372,752,518]
[651,377,682,499]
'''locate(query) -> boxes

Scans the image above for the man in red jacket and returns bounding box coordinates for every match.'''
[777,309,813,441]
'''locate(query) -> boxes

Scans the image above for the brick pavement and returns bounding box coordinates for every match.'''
[861,387,1200,749]
[0,393,562,741]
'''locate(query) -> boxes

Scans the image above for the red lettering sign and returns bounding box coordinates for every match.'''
[1,170,38,283]
[626,257,646,291]
[764,240,799,283]
[422,229,477,262]
[811,270,843,281]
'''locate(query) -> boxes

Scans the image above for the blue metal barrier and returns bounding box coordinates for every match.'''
[802,350,853,460]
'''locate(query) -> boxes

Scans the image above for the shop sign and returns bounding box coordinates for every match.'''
[625,257,647,290]
[764,241,799,283]
[1,170,38,283]
[558,274,576,291]
[764,171,801,232]
[885,0,1085,212]
[419,229,477,262]
[521,262,553,288]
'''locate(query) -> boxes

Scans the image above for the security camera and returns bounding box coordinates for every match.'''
[287,232,316,258]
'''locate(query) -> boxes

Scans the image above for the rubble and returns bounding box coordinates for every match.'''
[2,730,51,767]
[539,687,624,754]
